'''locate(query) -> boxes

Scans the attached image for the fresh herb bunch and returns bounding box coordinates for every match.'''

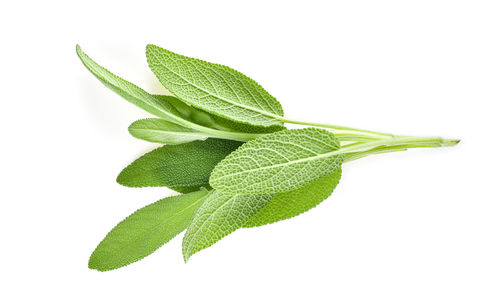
[77,44,459,271]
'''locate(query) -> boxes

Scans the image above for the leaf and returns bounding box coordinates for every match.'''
[210,128,344,194]
[128,118,209,145]
[182,190,272,262]
[182,170,342,261]
[89,190,209,271]
[146,44,284,129]
[243,168,342,228]
[117,138,243,193]
[76,45,187,126]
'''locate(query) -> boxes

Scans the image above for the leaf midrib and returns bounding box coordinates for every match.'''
[212,147,345,181]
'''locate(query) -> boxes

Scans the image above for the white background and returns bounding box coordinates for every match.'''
[1,0,499,298]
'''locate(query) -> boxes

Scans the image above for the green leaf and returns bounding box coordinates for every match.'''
[182,190,272,262]
[89,190,209,271]
[128,118,209,145]
[210,128,344,194]
[76,45,188,126]
[146,44,284,129]
[243,168,342,228]
[117,138,243,193]
[182,170,342,261]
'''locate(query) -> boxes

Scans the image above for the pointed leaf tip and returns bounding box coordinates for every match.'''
[87,190,209,271]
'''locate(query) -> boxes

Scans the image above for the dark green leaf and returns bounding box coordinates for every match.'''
[117,139,242,192]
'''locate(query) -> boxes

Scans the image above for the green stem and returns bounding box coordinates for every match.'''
[187,121,387,143]
[343,143,443,162]
[327,136,459,162]
[348,136,458,152]
[279,117,394,138]
[180,114,460,154]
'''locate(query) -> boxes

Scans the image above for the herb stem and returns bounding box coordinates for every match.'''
[343,136,459,153]
[185,121,389,143]
[343,144,432,162]
[182,115,460,152]
[341,137,460,162]
[279,117,394,138]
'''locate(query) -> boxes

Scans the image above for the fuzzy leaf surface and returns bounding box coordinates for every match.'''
[146,44,284,129]
[117,139,242,192]
[182,190,272,261]
[244,168,342,227]
[210,128,344,194]
[76,45,189,125]
[128,118,209,144]
[89,190,209,271]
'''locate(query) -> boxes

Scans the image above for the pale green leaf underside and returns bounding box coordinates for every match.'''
[146,44,284,128]
[243,169,342,227]
[182,190,272,262]
[128,118,208,145]
[89,190,209,271]
[117,138,243,193]
[76,45,189,126]
[210,128,344,194]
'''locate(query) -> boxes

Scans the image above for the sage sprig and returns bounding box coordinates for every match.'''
[77,44,459,270]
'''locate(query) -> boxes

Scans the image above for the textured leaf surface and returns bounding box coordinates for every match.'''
[128,118,208,144]
[182,190,272,261]
[210,128,344,194]
[76,45,187,125]
[89,190,209,271]
[117,139,242,192]
[244,168,342,227]
[146,44,284,128]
